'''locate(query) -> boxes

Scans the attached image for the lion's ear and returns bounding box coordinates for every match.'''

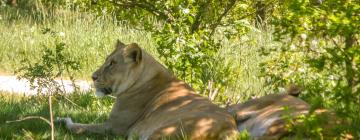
[123,43,142,63]
[116,39,126,48]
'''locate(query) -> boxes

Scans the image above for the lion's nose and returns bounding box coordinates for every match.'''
[92,74,98,81]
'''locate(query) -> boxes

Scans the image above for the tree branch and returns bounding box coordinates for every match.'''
[114,0,174,22]
[190,0,211,34]
[209,0,237,36]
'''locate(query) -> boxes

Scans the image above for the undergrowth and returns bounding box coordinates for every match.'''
[0,92,120,140]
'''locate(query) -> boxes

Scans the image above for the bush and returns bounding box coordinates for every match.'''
[16,28,81,95]
[261,0,360,137]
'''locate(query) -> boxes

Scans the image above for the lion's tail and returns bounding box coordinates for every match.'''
[286,84,302,97]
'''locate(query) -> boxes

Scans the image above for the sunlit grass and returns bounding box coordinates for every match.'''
[0,6,155,79]
[0,4,268,100]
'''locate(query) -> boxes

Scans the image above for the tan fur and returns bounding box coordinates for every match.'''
[226,88,311,139]
[226,87,345,139]
[57,40,237,140]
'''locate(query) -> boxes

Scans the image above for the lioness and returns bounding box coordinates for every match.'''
[57,40,238,140]
[227,86,346,139]
[226,86,311,139]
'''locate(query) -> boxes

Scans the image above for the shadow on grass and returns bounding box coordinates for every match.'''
[0,92,124,140]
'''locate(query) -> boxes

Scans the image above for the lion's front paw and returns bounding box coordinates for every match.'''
[56,117,73,125]
[55,117,74,131]
[56,117,85,134]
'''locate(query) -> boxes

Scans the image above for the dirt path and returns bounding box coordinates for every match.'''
[0,75,92,95]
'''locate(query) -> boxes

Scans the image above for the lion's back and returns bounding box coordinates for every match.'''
[130,82,238,140]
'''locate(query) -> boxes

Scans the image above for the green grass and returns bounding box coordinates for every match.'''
[0,92,123,139]
[0,6,155,79]
[0,92,253,140]
[218,27,274,102]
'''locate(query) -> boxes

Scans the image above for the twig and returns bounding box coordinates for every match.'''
[6,116,51,125]
[62,95,85,109]
[209,88,219,101]
[6,97,56,140]
[108,95,117,99]
[236,87,250,104]
[49,95,55,140]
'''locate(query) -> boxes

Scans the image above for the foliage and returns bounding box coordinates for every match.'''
[76,0,264,97]
[15,28,81,95]
[261,0,360,137]
[0,0,270,101]
[0,6,153,79]
[2,0,359,138]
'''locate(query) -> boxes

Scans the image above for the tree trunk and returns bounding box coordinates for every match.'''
[255,1,266,27]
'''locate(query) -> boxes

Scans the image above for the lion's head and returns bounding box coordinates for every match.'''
[92,40,146,97]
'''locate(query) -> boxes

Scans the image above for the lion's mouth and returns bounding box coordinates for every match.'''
[95,87,113,97]
[100,87,112,95]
